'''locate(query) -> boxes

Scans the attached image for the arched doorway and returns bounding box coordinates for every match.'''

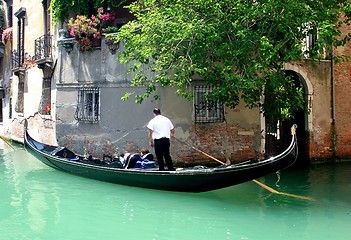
[265,70,309,166]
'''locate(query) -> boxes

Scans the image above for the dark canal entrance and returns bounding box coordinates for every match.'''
[265,70,309,166]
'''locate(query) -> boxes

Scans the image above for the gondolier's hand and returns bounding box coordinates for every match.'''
[149,141,154,148]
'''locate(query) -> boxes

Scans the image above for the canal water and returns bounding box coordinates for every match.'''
[1,141,350,240]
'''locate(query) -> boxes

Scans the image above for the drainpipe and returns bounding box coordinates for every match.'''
[330,43,336,157]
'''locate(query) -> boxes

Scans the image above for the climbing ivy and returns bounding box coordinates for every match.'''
[50,0,127,24]
[0,1,5,33]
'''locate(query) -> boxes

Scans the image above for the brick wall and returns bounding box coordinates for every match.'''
[172,123,258,166]
[333,21,351,157]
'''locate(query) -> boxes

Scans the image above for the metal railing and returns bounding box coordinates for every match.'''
[75,87,100,123]
[34,34,53,60]
[12,49,23,69]
[193,86,224,123]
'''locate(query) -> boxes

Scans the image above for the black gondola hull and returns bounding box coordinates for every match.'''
[24,126,298,192]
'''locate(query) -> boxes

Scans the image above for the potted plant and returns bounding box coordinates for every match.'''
[43,103,51,114]
[103,26,120,54]
[103,26,119,44]
[68,7,116,51]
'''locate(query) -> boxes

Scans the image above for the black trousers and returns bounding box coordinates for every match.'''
[154,138,175,170]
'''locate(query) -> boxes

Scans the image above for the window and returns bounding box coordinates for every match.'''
[306,29,317,58]
[301,22,322,59]
[193,85,224,123]
[6,1,13,28]
[15,75,24,113]
[75,87,100,122]
[14,7,26,68]
[39,77,51,115]
[9,96,12,119]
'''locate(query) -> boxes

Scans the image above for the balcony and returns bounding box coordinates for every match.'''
[34,34,53,69]
[12,49,25,76]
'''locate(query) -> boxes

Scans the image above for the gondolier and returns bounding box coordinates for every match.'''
[147,108,175,171]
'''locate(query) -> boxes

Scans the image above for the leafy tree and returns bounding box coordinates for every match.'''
[115,0,351,117]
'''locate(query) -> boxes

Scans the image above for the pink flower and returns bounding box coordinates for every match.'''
[67,7,117,52]
[2,27,13,43]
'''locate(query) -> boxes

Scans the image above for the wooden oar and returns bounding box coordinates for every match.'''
[173,136,313,201]
[0,135,15,150]
[251,179,314,201]
[173,137,231,165]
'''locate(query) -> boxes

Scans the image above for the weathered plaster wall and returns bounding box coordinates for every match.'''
[55,84,156,156]
[1,41,13,136]
[285,60,333,161]
[55,41,261,165]
[55,41,156,157]
[5,0,57,143]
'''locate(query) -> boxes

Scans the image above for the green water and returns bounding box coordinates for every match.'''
[0,142,350,240]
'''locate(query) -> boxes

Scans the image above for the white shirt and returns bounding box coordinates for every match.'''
[147,115,174,140]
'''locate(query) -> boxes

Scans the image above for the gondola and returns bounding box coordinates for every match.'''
[24,124,298,192]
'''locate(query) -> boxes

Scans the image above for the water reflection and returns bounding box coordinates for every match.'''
[1,143,350,239]
[1,147,61,233]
